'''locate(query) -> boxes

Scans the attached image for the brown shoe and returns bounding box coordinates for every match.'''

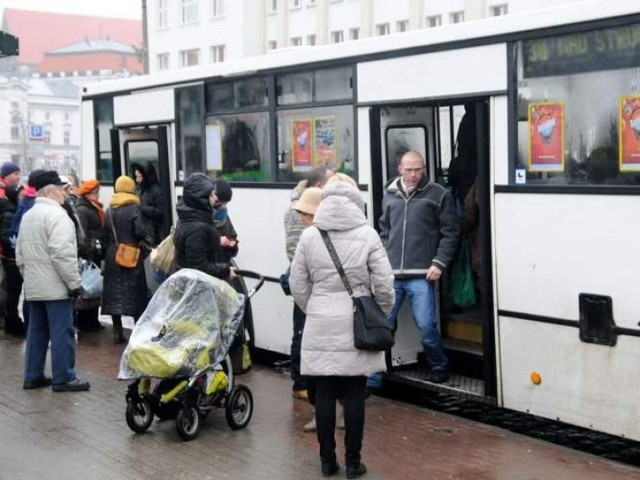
[292,389,309,400]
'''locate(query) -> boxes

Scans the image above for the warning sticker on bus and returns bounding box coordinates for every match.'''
[528,102,565,172]
[619,95,640,172]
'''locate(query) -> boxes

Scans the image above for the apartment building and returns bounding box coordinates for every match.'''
[147,0,585,72]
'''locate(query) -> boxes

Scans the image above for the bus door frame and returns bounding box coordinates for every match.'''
[369,98,496,398]
[110,125,174,237]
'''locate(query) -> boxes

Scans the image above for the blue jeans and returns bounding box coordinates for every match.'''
[367,278,448,388]
[24,299,77,385]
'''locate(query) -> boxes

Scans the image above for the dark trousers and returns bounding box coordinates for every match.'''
[290,303,307,391]
[4,262,25,334]
[314,375,367,467]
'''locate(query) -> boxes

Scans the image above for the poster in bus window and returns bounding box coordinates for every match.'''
[292,119,313,171]
[313,116,337,168]
[528,102,565,172]
[205,123,223,172]
[618,95,640,172]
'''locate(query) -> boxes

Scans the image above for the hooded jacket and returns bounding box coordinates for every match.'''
[290,182,395,377]
[174,173,229,279]
[379,175,459,276]
[136,162,165,246]
[284,179,307,262]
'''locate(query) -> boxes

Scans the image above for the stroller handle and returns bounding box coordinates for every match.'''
[236,270,267,300]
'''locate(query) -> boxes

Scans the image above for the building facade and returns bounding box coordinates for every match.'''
[146,0,585,73]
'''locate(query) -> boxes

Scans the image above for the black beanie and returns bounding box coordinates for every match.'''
[214,179,232,203]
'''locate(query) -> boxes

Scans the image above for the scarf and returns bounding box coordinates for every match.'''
[88,198,106,226]
[109,192,140,208]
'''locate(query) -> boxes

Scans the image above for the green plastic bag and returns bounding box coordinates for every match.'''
[451,239,476,309]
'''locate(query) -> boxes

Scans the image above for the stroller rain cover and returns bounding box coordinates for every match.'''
[118,269,245,380]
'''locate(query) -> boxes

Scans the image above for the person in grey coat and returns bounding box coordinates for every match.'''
[290,181,394,479]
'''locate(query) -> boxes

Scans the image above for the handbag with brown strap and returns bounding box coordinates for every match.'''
[108,210,141,269]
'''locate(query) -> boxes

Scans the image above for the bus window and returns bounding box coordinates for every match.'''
[176,85,204,181]
[276,104,354,182]
[94,98,114,183]
[315,66,352,102]
[205,112,271,181]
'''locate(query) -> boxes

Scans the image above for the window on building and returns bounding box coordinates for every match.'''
[490,4,508,16]
[157,0,169,28]
[10,125,20,140]
[514,22,640,186]
[426,15,442,28]
[291,0,302,8]
[330,30,344,44]
[349,28,359,40]
[211,0,226,17]
[64,130,70,145]
[450,11,464,24]
[45,112,50,121]
[157,53,170,70]
[375,23,390,36]
[180,48,200,67]
[307,0,316,5]
[44,130,51,145]
[290,37,302,47]
[181,0,199,24]
[268,40,278,50]
[210,45,225,63]
[307,35,316,46]
[269,0,277,12]
[64,112,69,122]
[10,101,19,110]
[396,20,409,33]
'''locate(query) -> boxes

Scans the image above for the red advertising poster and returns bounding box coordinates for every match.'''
[528,102,565,172]
[292,119,313,171]
[619,95,640,171]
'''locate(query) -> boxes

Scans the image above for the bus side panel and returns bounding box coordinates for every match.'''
[491,96,509,186]
[500,317,640,441]
[81,100,96,179]
[357,44,507,103]
[233,188,293,354]
[113,89,175,126]
[495,193,640,440]
[495,194,640,326]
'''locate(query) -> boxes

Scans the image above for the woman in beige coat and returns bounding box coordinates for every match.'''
[290,181,394,479]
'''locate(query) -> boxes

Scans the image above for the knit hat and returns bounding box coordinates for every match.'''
[77,179,100,196]
[294,187,323,216]
[28,170,66,191]
[213,179,232,203]
[0,161,20,178]
[114,175,136,194]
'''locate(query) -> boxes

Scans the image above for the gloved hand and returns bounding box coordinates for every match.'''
[69,288,81,299]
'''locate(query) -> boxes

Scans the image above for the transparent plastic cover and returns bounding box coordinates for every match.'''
[118,269,245,380]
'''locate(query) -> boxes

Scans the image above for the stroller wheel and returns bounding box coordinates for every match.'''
[126,399,153,433]
[225,384,253,430]
[176,405,201,441]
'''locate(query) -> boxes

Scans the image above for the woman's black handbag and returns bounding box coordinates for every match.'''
[318,229,394,352]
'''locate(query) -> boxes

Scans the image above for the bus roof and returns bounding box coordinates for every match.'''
[81,0,638,98]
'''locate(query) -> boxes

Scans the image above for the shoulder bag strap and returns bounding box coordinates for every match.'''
[108,210,119,244]
[318,228,353,297]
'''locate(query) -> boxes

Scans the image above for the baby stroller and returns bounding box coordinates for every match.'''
[118,268,264,441]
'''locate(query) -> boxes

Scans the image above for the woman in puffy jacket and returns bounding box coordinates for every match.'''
[174,173,235,280]
[290,180,394,479]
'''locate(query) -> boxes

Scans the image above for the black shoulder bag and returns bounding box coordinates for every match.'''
[318,228,394,352]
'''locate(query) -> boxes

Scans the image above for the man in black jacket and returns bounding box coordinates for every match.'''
[375,150,459,385]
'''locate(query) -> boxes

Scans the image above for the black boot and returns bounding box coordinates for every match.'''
[346,463,367,479]
[112,315,127,344]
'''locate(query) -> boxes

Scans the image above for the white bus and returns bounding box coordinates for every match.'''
[81,0,640,442]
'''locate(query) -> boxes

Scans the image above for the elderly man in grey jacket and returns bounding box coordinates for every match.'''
[16,170,90,392]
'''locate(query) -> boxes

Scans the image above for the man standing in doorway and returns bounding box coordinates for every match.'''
[375,150,459,385]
